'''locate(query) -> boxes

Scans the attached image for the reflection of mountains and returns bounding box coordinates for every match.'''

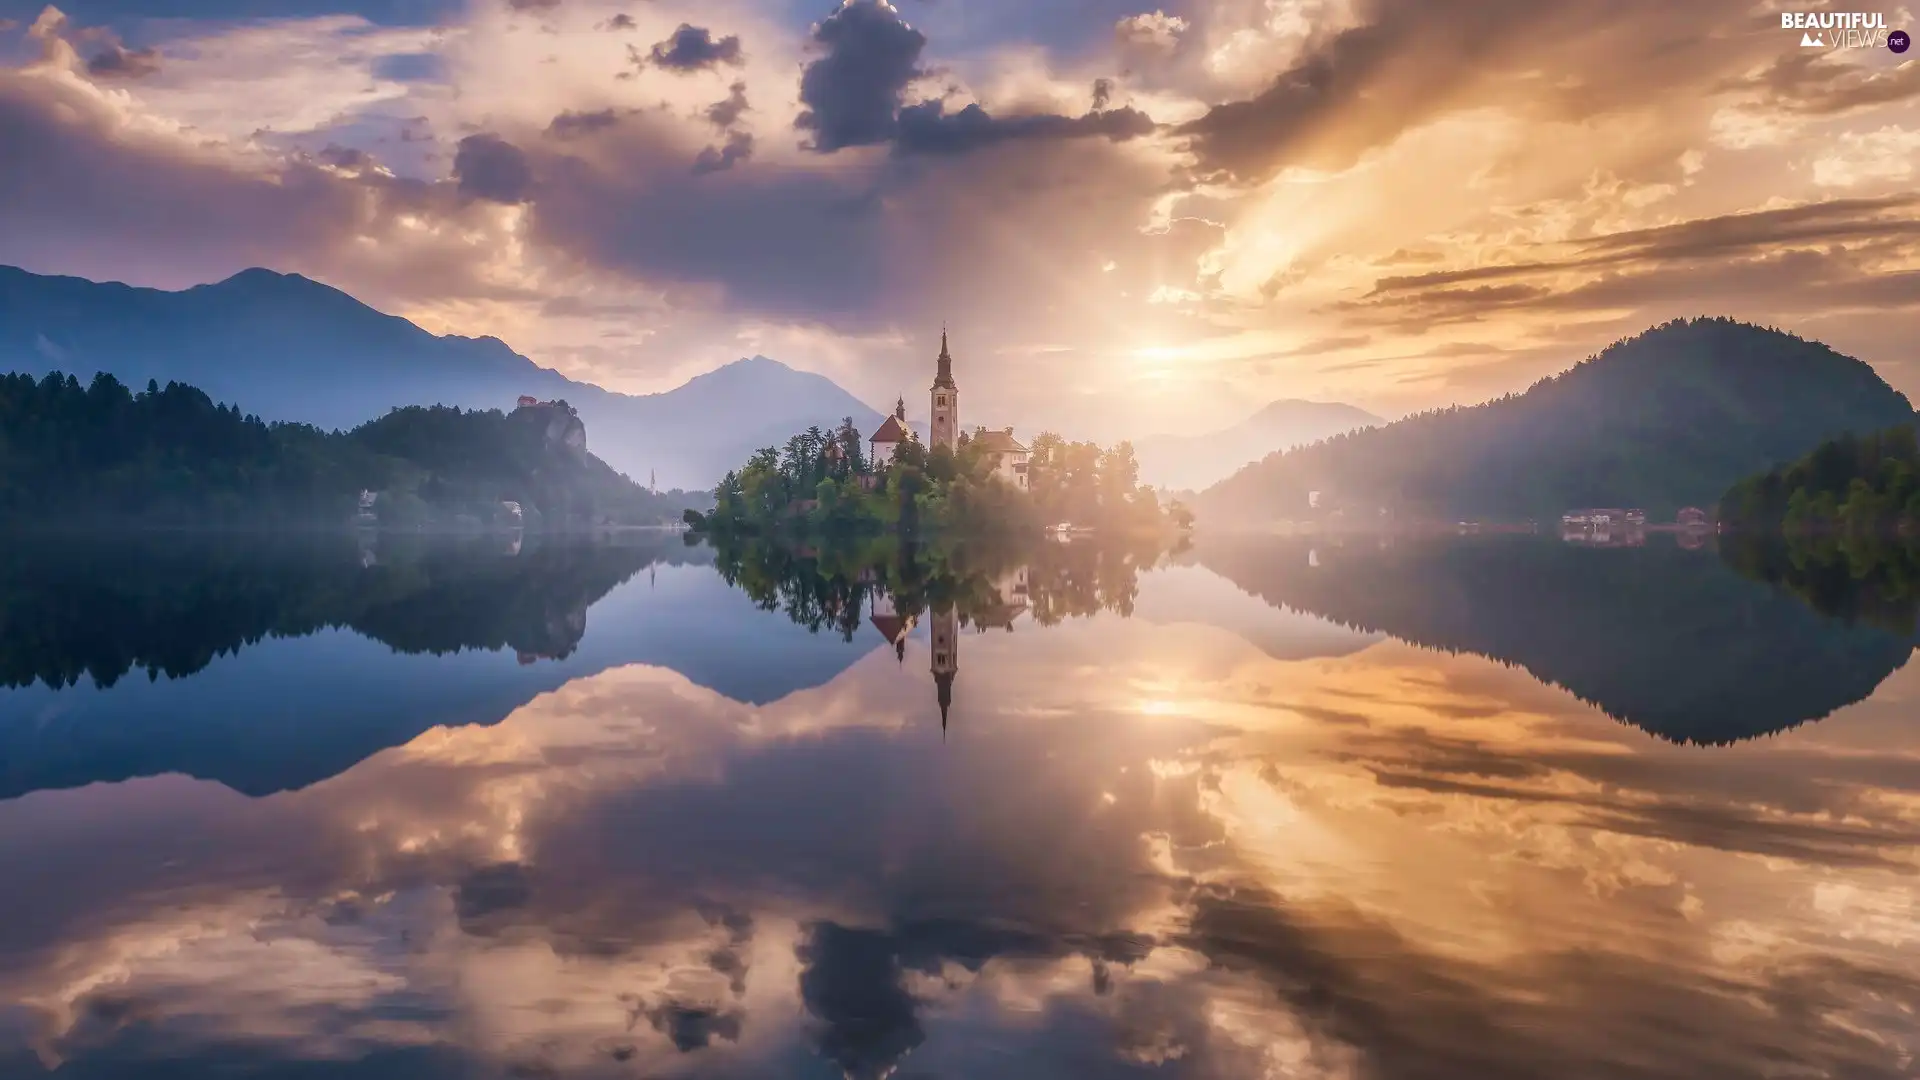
[1195,534,1919,744]
[0,533,878,800]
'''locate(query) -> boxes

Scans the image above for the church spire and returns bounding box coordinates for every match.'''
[933,325,955,390]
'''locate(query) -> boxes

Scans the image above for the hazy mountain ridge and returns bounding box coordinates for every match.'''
[1135,399,1381,491]
[0,265,890,489]
[1199,318,1917,522]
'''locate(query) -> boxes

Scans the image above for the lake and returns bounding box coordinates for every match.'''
[2,530,1917,1079]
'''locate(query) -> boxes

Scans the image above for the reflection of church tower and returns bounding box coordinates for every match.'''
[930,329,957,453]
[931,604,957,735]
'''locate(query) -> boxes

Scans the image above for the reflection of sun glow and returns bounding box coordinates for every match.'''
[1136,698,1183,716]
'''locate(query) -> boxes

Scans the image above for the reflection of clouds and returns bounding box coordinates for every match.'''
[5,578,1920,1076]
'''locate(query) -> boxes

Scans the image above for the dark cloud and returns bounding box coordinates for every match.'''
[545,107,621,138]
[602,12,635,31]
[452,133,533,203]
[453,863,533,933]
[646,24,743,72]
[798,924,925,1079]
[692,130,752,174]
[506,0,559,10]
[1091,76,1113,110]
[795,0,927,152]
[84,43,160,79]
[315,144,372,169]
[894,99,1155,156]
[369,51,443,82]
[642,1003,744,1052]
[705,81,748,129]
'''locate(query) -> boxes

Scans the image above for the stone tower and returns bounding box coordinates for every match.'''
[930,328,958,453]
[931,603,957,736]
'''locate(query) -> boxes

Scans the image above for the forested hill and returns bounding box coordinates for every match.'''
[0,372,707,527]
[1199,319,1916,523]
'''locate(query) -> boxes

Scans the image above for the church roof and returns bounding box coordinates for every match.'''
[870,415,910,443]
[971,428,1028,453]
[870,612,911,645]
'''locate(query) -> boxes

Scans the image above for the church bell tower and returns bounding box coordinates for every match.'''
[931,603,957,736]
[930,328,957,453]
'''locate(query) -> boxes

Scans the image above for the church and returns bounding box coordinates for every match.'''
[867,331,1031,490]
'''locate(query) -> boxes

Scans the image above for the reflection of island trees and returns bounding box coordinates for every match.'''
[0,532,692,690]
[1720,534,1920,634]
[1195,534,1918,744]
[708,533,1172,640]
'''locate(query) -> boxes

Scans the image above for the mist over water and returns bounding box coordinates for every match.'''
[2,531,1918,1079]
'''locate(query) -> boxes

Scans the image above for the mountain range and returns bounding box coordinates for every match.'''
[1134,399,1380,491]
[1,264,1366,494]
[0,265,888,491]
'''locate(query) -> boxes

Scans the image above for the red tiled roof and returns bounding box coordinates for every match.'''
[970,428,1027,453]
[870,613,909,644]
[870,415,910,443]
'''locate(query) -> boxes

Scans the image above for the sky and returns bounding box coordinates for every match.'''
[0,0,1916,439]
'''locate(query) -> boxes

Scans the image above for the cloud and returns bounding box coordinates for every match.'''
[452,133,534,203]
[1722,51,1920,116]
[705,80,748,129]
[795,0,928,152]
[1811,126,1920,188]
[692,130,752,174]
[505,0,560,10]
[602,13,636,32]
[1114,10,1186,51]
[1092,76,1112,110]
[315,143,373,169]
[646,23,744,72]
[1176,0,1764,182]
[894,99,1156,156]
[546,107,621,139]
[84,43,161,79]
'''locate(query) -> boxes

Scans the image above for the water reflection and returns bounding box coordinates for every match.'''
[2,533,1919,1078]
[1194,532,1919,743]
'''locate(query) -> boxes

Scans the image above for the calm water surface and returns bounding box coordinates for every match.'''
[2,532,1918,1079]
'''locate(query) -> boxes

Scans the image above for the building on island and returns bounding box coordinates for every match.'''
[869,399,912,467]
[971,427,1031,490]
[866,328,1030,488]
[1677,507,1710,528]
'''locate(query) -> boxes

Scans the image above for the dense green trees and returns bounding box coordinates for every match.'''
[696,417,1184,539]
[1198,318,1916,523]
[1720,425,1920,536]
[0,372,705,527]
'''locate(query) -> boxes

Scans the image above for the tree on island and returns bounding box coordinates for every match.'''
[691,418,1179,540]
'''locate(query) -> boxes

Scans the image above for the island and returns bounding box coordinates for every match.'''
[683,331,1192,542]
